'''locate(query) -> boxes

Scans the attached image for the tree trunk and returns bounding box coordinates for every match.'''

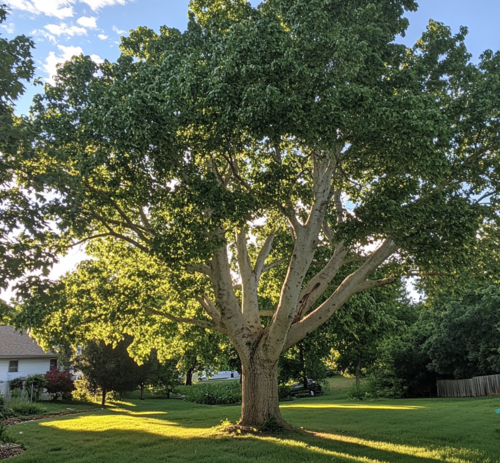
[140,383,145,400]
[101,389,107,407]
[355,355,361,388]
[239,358,288,428]
[299,342,308,389]
[185,367,194,386]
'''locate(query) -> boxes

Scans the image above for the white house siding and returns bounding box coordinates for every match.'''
[0,359,8,395]
[0,358,54,396]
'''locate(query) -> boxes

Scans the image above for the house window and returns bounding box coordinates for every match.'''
[50,359,58,370]
[8,360,18,373]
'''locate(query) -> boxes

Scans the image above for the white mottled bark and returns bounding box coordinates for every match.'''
[191,150,400,428]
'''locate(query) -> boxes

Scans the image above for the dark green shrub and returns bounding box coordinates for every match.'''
[184,382,241,405]
[0,403,16,420]
[8,378,23,391]
[346,383,377,401]
[278,384,291,401]
[10,402,47,416]
[0,424,14,444]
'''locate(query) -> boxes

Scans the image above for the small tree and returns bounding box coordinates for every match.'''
[44,370,75,400]
[74,338,143,406]
[146,355,181,399]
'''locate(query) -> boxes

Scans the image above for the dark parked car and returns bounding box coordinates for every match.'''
[290,379,323,397]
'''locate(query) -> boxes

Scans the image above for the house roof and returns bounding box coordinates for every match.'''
[0,325,58,359]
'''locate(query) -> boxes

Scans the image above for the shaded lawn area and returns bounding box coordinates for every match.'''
[6,381,500,462]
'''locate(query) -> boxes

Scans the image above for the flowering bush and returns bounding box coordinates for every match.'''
[44,370,75,400]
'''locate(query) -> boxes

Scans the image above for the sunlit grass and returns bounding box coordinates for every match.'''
[6,377,500,463]
[41,414,210,438]
[280,404,423,410]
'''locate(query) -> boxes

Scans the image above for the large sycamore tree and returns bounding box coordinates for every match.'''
[20,0,500,427]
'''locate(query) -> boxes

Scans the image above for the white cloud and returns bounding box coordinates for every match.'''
[43,45,103,85]
[6,0,75,19]
[79,0,126,11]
[43,45,83,85]
[90,54,103,64]
[77,16,97,28]
[97,33,108,40]
[1,23,15,33]
[45,22,87,37]
[31,28,57,43]
[112,25,125,35]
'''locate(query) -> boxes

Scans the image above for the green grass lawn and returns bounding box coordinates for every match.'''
[5,377,500,463]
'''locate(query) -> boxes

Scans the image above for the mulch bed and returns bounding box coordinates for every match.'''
[0,444,24,460]
[1,408,100,427]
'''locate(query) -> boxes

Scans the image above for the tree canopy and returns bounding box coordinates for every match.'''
[0,5,62,298]
[14,0,500,427]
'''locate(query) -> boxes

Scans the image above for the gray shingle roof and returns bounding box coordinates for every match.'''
[0,325,58,359]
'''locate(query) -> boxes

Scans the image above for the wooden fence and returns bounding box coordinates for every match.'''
[437,374,500,398]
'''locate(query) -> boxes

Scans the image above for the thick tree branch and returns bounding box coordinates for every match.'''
[254,235,274,279]
[209,233,246,341]
[322,222,335,242]
[68,233,112,248]
[186,263,213,279]
[84,183,152,243]
[264,149,340,360]
[95,219,151,253]
[88,211,151,237]
[138,207,154,234]
[293,243,347,322]
[356,277,398,292]
[284,238,398,350]
[283,199,302,234]
[195,295,222,325]
[262,258,288,274]
[236,228,261,329]
[220,154,252,192]
[334,189,344,224]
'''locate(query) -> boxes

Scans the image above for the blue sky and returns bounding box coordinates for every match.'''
[2,0,500,116]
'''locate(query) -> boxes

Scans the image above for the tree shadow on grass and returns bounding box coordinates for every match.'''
[10,409,496,463]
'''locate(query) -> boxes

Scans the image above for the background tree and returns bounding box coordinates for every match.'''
[0,299,14,324]
[0,5,61,299]
[146,353,182,399]
[278,282,408,388]
[17,0,500,428]
[331,286,410,387]
[368,284,500,397]
[74,338,144,406]
[424,285,500,379]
